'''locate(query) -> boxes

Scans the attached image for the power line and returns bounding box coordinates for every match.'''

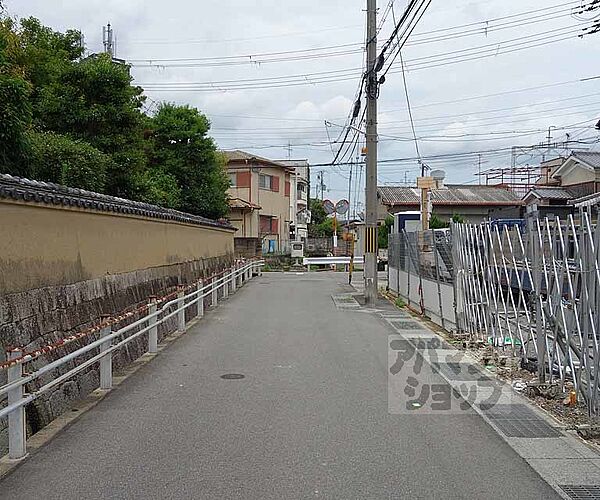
[195,76,600,125]
[309,136,600,168]
[139,24,598,91]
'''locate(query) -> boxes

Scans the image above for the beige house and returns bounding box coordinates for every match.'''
[547,152,600,197]
[224,150,293,254]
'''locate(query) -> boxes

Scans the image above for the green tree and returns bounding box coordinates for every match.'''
[148,103,229,218]
[15,17,82,116]
[0,18,31,175]
[378,215,394,249]
[308,198,328,236]
[36,53,146,198]
[0,75,31,176]
[27,131,111,192]
[134,167,181,209]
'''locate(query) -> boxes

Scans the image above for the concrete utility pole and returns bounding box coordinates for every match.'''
[364,0,378,305]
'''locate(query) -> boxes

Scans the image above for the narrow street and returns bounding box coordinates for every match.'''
[1,273,557,499]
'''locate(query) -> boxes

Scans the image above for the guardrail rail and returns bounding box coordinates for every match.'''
[0,260,264,460]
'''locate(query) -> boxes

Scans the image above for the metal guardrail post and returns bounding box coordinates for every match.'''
[197,280,204,319]
[99,320,112,390]
[258,263,263,276]
[232,266,237,293]
[246,265,251,281]
[7,348,26,460]
[212,276,218,307]
[224,270,230,298]
[177,287,186,333]
[148,297,158,354]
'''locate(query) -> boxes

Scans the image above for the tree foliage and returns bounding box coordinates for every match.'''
[378,215,394,249]
[308,198,328,236]
[27,131,111,192]
[147,103,229,218]
[0,75,31,176]
[0,15,230,220]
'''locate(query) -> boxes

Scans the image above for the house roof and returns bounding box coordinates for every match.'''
[552,151,600,179]
[571,151,600,169]
[523,186,575,202]
[276,159,309,168]
[378,185,523,206]
[569,191,600,208]
[228,197,261,210]
[223,150,293,171]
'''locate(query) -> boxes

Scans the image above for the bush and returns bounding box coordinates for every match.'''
[27,131,111,192]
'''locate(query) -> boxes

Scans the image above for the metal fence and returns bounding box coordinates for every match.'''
[388,229,455,329]
[0,260,264,460]
[389,215,600,415]
[453,214,600,415]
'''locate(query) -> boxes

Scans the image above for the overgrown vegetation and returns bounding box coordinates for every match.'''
[307,198,343,237]
[0,15,229,219]
[430,213,465,229]
[378,215,394,249]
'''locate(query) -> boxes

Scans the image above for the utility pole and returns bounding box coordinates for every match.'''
[315,171,326,201]
[102,23,114,57]
[348,160,353,223]
[364,0,378,306]
[478,154,482,185]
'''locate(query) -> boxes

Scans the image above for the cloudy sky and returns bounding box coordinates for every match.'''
[5,0,600,209]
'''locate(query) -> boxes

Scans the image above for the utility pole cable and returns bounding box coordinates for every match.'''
[365,0,379,305]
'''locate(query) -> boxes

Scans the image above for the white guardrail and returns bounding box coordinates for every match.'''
[0,260,264,460]
[303,256,365,270]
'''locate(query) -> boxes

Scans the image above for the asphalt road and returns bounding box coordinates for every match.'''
[0,272,558,499]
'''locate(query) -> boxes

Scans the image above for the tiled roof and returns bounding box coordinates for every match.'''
[223,150,291,170]
[378,184,523,206]
[0,174,234,230]
[524,187,575,201]
[572,151,600,169]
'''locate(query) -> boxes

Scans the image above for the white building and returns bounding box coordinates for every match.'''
[278,159,310,241]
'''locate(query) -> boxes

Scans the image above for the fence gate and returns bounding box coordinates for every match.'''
[452,215,600,415]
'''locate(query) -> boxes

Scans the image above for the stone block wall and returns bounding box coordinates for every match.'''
[0,255,231,453]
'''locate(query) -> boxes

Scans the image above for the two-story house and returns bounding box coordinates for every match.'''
[522,152,600,216]
[224,150,294,255]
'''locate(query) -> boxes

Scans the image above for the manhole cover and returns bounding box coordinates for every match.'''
[220,373,245,380]
[559,485,600,499]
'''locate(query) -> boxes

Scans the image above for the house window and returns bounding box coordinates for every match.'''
[259,174,272,190]
[259,216,279,235]
[228,173,236,187]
